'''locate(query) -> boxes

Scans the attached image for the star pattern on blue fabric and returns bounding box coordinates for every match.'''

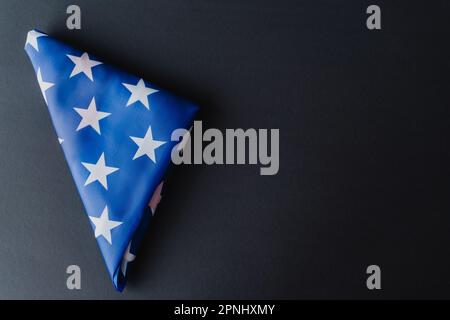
[89,206,123,245]
[82,153,119,190]
[25,30,47,52]
[122,79,158,109]
[130,126,166,162]
[67,52,102,81]
[74,97,111,135]
[25,29,198,292]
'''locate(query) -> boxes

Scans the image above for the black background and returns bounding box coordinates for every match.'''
[0,0,449,299]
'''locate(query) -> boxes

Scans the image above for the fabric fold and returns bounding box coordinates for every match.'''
[24,29,198,291]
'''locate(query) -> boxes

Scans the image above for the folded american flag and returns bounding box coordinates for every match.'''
[24,30,198,291]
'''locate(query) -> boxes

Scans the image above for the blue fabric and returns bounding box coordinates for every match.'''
[25,30,198,291]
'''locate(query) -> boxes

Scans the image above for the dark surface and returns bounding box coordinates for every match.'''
[0,0,449,299]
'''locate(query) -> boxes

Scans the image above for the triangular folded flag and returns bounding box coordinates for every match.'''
[24,30,198,291]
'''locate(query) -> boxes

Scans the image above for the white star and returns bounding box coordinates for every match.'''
[67,52,102,81]
[25,30,47,52]
[36,68,54,104]
[74,98,111,134]
[122,79,158,109]
[58,138,64,144]
[82,153,119,190]
[120,241,136,276]
[89,206,123,245]
[130,126,166,163]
